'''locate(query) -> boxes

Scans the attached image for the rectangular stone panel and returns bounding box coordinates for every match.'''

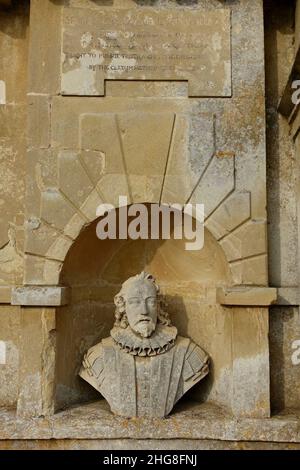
[11,286,70,307]
[217,287,277,306]
[61,7,231,97]
[17,308,56,418]
[232,307,270,418]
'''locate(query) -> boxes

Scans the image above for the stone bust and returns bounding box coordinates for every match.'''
[79,272,209,418]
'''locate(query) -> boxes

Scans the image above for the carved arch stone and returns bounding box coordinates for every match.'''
[24,112,267,286]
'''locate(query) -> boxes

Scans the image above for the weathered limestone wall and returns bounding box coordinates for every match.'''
[0,0,272,419]
[24,0,269,288]
[0,0,29,407]
[13,0,270,420]
[0,0,300,447]
[0,306,21,406]
[265,0,300,412]
[0,0,28,285]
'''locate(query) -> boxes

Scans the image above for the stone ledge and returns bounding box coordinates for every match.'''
[11,286,70,306]
[1,401,300,442]
[217,287,277,306]
[1,439,300,450]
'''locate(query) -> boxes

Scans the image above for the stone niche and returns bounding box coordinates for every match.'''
[56,214,230,410]
[16,0,275,429]
[55,212,269,419]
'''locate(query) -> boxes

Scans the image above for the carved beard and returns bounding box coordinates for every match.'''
[132,319,156,338]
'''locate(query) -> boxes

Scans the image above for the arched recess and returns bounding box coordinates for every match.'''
[24,111,267,287]
[54,206,233,411]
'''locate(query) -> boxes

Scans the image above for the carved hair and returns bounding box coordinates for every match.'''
[114,271,172,329]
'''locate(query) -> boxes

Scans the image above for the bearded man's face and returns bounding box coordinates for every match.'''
[124,280,158,338]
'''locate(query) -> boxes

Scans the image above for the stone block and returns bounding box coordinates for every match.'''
[162,114,215,205]
[24,255,63,287]
[217,287,277,306]
[190,155,235,217]
[0,399,300,441]
[58,150,94,209]
[230,255,268,286]
[43,259,63,286]
[61,7,231,97]
[0,286,12,304]
[27,94,50,149]
[26,148,58,218]
[0,227,24,286]
[46,237,73,263]
[64,213,87,240]
[205,192,251,240]
[24,254,47,285]
[79,188,104,222]
[80,113,131,202]
[80,111,178,203]
[220,221,267,262]
[231,307,270,418]
[28,0,61,94]
[25,220,60,258]
[41,189,81,231]
[17,308,56,417]
[0,305,21,407]
[80,150,105,186]
[11,286,70,307]
[97,174,130,207]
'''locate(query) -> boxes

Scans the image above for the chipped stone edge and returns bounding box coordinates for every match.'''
[11,286,70,307]
[217,287,277,306]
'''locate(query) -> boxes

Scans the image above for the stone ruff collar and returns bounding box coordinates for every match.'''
[110,324,178,357]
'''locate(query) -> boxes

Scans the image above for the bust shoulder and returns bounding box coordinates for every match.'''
[79,340,106,391]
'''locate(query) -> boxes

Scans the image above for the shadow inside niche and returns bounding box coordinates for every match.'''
[0,0,29,39]
[54,206,229,412]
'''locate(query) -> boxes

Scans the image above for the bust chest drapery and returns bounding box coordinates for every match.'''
[79,326,209,418]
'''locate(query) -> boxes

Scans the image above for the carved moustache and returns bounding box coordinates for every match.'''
[135,317,153,325]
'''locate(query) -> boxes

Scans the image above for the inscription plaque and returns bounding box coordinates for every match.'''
[61,7,231,97]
